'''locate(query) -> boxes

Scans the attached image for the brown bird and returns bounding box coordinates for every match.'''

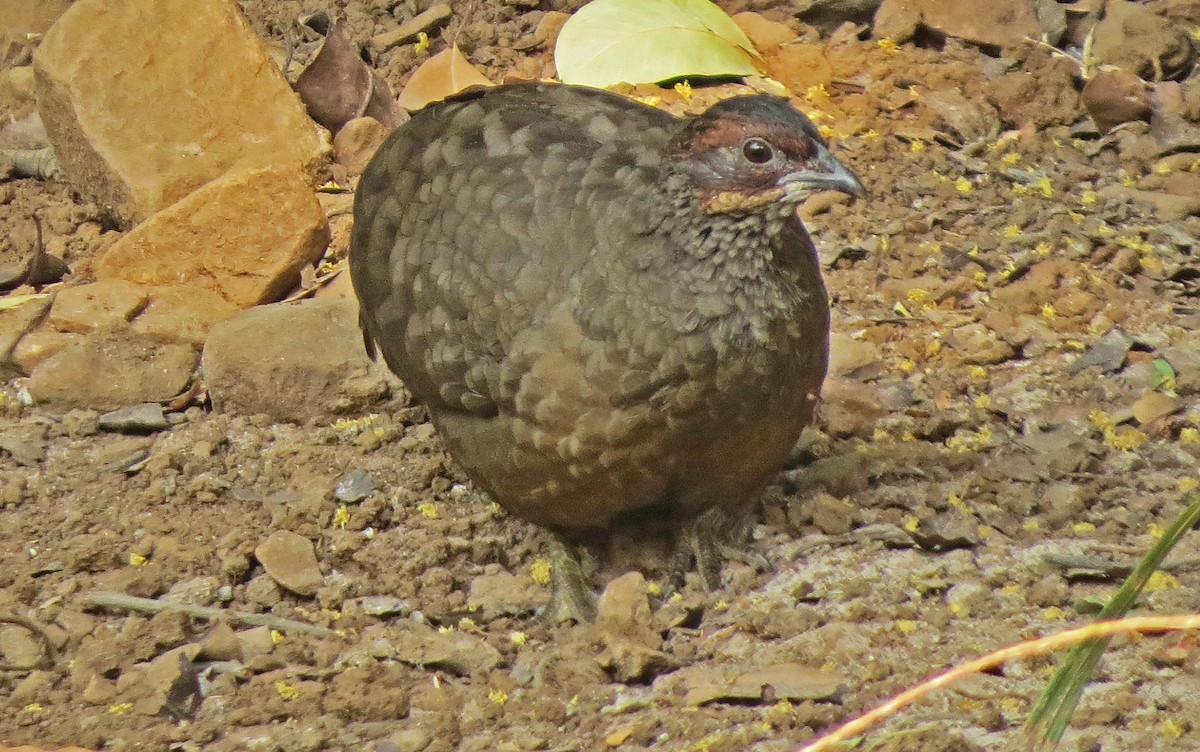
[350,82,864,621]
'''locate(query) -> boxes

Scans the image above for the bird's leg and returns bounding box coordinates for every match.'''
[541,535,598,624]
[675,507,769,590]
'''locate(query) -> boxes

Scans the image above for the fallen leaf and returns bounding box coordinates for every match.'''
[294,18,400,132]
[555,0,763,89]
[396,45,493,111]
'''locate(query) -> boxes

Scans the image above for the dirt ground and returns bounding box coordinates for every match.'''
[4,1,1200,751]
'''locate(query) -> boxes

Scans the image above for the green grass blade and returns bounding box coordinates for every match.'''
[1026,492,1200,746]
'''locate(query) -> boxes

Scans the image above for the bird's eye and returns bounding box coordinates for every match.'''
[741,138,774,164]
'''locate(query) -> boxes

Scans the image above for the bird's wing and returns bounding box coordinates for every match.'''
[350,84,676,418]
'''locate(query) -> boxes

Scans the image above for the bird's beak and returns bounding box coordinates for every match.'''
[781,146,866,200]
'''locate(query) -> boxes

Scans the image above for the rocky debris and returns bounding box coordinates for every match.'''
[0,424,47,467]
[673,661,845,706]
[1089,0,1195,81]
[132,645,203,718]
[593,572,669,683]
[466,571,544,619]
[874,0,1043,49]
[0,622,48,669]
[355,596,411,618]
[1083,69,1153,134]
[94,166,331,309]
[201,297,390,424]
[32,0,327,226]
[25,327,196,411]
[46,279,148,333]
[254,530,324,597]
[334,468,376,503]
[196,621,242,662]
[97,403,169,434]
[338,623,502,677]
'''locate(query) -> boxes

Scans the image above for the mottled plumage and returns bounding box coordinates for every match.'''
[350,83,863,612]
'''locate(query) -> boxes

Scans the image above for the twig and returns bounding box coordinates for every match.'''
[83,591,343,639]
[797,614,1200,752]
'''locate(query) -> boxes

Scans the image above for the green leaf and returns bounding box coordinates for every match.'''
[555,0,764,89]
[1026,493,1200,747]
[1152,357,1176,391]
[0,294,49,311]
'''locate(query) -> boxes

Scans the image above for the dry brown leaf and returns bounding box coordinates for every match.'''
[396,46,492,112]
[294,20,400,133]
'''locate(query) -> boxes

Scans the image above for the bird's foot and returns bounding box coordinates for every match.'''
[674,508,767,591]
[540,536,598,624]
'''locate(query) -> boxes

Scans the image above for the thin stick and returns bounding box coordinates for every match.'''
[83,591,343,639]
[798,614,1200,752]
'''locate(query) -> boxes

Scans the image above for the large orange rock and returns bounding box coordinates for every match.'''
[94,166,331,308]
[33,0,328,226]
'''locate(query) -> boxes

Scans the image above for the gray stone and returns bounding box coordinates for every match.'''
[202,297,389,423]
[98,402,168,433]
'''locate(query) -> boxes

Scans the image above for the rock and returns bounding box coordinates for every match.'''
[0,623,47,669]
[10,328,81,376]
[1090,0,1194,80]
[202,297,389,423]
[1131,390,1178,426]
[33,0,327,225]
[874,0,1041,49]
[679,662,844,706]
[945,323,1015,365]
[130,286,239,346]
[466,572,544,619]
[26,327,196,411]
[254,530,323,597]
[828,333,879,378]
[134,644,202,718]
[236,626,276,661]
[1083,68,1152,135]
[197,621,242,661]
[334,468,376,503]
[97,402,169,434]
[356,596,412,618]
[333,116,391,176]
[0,428,47,466]
[162,576,221,606]
[385,622,502,676]
[594,572,669,683]
[46,279,148,333]
[0,293,51,375]
[1068,328,1134,374]
[95,166,331,308]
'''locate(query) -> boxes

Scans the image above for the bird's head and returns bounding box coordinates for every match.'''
[666,95,865,215]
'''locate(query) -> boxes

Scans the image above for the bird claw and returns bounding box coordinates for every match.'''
[540,536,598,624]
[674,508,768,591]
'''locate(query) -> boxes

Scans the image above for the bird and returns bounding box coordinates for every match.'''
[350,82,864,622]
